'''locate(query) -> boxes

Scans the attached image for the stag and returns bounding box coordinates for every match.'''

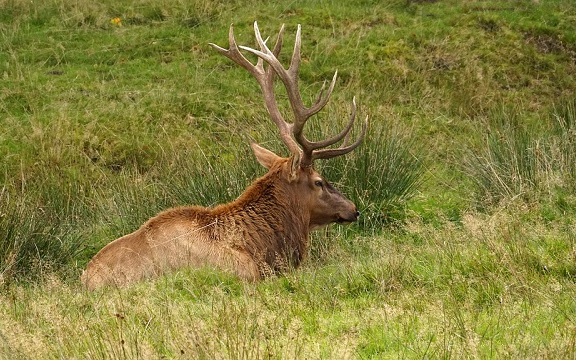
[81,22,367,290]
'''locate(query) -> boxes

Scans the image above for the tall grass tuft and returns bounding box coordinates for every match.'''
[551,98,576,191]
[464,101,576,206]
[463,125,541,205]
[0,177,87,286]
[319,114,425,228]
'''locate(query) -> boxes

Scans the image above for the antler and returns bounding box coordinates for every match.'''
[209,22,367,167]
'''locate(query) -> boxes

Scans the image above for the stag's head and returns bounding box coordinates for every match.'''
[210,22,367,229]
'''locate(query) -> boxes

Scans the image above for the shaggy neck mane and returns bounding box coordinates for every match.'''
[211,166,309,276]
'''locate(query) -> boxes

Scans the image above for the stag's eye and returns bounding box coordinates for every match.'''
[314,180,324,188]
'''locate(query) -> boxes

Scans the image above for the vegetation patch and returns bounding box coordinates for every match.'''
[1,0,576,357]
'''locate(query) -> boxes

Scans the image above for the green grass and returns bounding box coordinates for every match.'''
[2,0,576,358]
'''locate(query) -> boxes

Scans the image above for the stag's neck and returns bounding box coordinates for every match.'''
[213,171,310,273]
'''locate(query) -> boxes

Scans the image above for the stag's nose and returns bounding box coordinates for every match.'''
[348,207,360,222]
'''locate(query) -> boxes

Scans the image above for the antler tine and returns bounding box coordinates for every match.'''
[309,71,338,114]
[289,24,302,77]
[253,22,268,54]
[341,97,357,147]
[309,96,358,150]
[209,24,265,78]
[239,23,294,85]
[299,97,368,165]
[272,24,285,57]
[311,113,369,162]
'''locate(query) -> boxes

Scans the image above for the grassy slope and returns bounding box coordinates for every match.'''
[1,0,576,358]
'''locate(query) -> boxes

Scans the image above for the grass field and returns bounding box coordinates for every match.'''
[1,0,576,358]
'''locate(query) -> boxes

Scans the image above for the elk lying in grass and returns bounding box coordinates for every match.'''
[81,22,367,290]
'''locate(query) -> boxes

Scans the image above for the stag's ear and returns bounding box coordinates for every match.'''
[288,151,301,182]
[251,143,281,169]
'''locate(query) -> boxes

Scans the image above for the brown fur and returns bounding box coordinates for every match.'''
[81,145,358,290]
